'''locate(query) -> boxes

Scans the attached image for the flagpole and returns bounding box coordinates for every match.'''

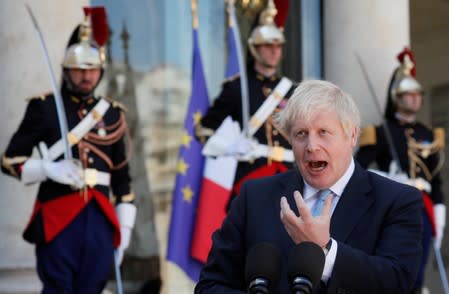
[226,0,250,138]
[191,0,198,29]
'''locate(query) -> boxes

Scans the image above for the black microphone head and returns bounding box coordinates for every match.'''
[245,242,281,291]
[287,241,325,290]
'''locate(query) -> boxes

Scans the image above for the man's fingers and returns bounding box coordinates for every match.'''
[294,190,312,221]
[280,196,294,218]
[280,196,300,227]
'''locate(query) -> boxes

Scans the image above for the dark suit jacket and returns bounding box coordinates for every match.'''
[195,161,423,294]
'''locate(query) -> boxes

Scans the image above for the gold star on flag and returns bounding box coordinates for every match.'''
[193,110,203,125]
[181,130,192,148]
[182,185,194,203]
[177,158,189,175]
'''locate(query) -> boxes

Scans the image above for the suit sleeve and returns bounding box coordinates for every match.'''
[355,125,379,169]
[1,99,45,179]
[356,125,393,171]
[327,185,423,293]
[430,172,444,204]
[429,148,444,204]
[194,184,248,294]
[110,111,133,204]
[200,81,242,131]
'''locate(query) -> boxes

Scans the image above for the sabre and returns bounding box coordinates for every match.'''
[355,52,402,173]
[25,4,72,160]
[114,251,124,294]
[227,0,251,138]
[433,242,449,294]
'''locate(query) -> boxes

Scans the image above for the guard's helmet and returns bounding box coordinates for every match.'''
[389,47,423,102]
[247,0,285,63]
[385,47,423,119]
[62,7,108,70]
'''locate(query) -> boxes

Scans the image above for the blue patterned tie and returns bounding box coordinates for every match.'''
[312,189,332,216]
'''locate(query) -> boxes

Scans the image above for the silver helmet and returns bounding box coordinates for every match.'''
[62,7,108,69]
[247,0,285,63]
[390,49,423,102]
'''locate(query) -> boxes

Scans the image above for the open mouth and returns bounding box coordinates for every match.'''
[308,161,327,171]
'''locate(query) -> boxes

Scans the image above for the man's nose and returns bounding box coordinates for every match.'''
[306,135,320,152]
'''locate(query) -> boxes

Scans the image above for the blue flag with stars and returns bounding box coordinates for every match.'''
[225,22,239,78]
[166,27,209,281]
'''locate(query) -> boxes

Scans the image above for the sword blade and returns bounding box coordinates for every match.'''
[114,251,124,294]
[355,52,402,173]
[434,242,449,294]
[25,4,72,160]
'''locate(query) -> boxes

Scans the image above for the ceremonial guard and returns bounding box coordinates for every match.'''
[196,0,296,199]
[356,48,446,294]
[1,7,136,293]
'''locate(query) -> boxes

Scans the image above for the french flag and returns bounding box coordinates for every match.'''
[190,155,237,263]
[190,0,243,263]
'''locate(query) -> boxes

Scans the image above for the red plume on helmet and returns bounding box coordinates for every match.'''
[83,6,109,47]
[397,47,416,77]
[274,0,289,29]
[83,6,109,48]
[385,47,422,119]
[83,6,108,67]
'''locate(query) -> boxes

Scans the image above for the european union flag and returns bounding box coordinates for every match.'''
[166,27,209,281]
[224,20,239,78]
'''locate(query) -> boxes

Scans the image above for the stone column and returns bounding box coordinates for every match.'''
[0,1,87,291]
[323,0,410,125]
[301,0,322,79]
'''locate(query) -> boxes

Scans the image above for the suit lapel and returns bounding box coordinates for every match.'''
[330,163,374,242]
[278,169,304,251]
[280,169,304,216]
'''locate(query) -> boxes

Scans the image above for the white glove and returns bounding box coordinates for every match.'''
[22,158,84,189]
[389,172,410,185]
[21,158,47,184]
[226,136,256,156]
[387,161,410,185]
[43,160,84,188]
[202,116,254,157]
[369,161,410,186]
[115,203,137,265]
[434,204,446,249]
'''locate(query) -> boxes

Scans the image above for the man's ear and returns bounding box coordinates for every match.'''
[351,127,359,147]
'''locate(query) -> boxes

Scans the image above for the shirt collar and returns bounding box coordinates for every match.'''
[251,66,278,82]
[70,95,96,105]
[302,158,355,200]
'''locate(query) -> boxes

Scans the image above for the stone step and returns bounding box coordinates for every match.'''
[0,269,144,294]
[0,269,40,294]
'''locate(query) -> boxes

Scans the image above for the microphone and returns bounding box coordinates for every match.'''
[287,241,326,294]
[245,242,281,294]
